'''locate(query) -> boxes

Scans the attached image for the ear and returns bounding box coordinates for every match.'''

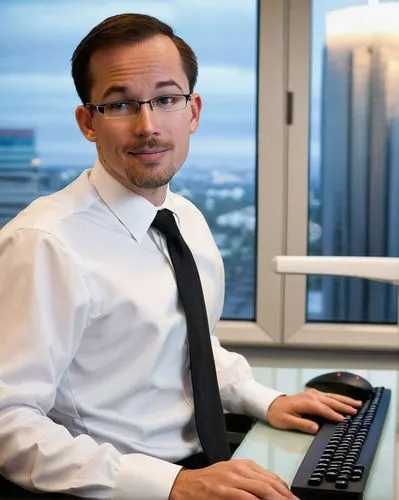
[75,105,97,142]
[189,93,202,134]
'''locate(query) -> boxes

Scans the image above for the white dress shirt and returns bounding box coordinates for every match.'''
[0,160,282,499]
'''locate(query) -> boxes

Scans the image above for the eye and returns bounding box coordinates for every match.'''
[105,101,136,116]
[154,95,177,107]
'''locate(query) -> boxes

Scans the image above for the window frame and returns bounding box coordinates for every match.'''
[216,0,288,346]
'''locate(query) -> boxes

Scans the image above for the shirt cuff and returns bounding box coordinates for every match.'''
[112,453,182,499]
[238,378,285,422]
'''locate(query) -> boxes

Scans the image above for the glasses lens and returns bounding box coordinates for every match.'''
[152,95,188,112]
[104,101,138,118]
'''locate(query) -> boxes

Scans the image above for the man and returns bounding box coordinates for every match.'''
[0,13,361,500]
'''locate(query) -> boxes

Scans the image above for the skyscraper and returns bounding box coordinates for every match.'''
[320,3,399,323]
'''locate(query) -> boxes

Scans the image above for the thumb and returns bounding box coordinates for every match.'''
[286,415,319,434]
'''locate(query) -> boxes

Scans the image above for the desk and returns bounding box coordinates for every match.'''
[233,367,398,500]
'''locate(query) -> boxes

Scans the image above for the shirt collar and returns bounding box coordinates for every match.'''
[89,159,179,242]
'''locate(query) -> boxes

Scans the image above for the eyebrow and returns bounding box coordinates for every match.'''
[100,80,185,102]
[155,80,184,92]
[101,85,131,102]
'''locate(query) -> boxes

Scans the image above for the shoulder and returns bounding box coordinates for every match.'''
[1,169,98,242]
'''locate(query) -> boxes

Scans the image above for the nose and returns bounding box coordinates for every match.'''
[132,102,160,137]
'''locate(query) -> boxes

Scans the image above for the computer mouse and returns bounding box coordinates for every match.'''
[305,371,373,401]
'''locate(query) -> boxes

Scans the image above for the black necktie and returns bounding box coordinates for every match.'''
[151,209,231,464]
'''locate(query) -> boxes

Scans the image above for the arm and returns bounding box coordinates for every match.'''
[210,337,283,421]
[211,338,361,433]
[208,239,361,430]
[206,236,283,422]
[0,228,180,499]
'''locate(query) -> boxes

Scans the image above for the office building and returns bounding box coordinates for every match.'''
[320,4,399,323]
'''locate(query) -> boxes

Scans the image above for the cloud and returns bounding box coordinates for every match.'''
[0,1,175,38]
[176,0,255,14]
[197,66,256,95]
[0,73,75,95]
[0,0,257,73]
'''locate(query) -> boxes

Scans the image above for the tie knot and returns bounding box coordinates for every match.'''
[151,209,180,239]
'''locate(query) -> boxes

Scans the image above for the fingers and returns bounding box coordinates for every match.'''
[303,389,362,418]
[229,489,292,500]
[235,459,290,490]
[313,391,362,419]
[246,460,290,490]
[323,391,363,407]
[306,388,362,407]
[293,390,364,433]
[284,414,320,434]
[231,460,296,499]
[239,477,295,499]
[268,389,364,434]
[170,459,297,500]
[228,489,259,500]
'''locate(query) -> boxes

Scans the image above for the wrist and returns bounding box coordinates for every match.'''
[168,468,187,500]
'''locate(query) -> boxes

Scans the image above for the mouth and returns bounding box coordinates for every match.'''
[128,149,169,163]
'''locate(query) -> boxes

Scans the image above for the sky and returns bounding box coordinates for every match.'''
[0,0,257,169]
[1,0,396,171]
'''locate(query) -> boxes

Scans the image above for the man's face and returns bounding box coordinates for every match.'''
[75,35,201,205]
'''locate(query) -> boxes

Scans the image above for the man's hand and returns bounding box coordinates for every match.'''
[169,460,299,500]
[267,389,363,434]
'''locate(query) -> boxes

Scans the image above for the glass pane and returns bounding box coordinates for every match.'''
[308,0,399,323]
[0,0,257,320]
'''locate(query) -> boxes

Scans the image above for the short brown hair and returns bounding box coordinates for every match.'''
[71,13,198,103]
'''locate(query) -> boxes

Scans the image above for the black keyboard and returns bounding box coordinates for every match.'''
[290,386,391,500]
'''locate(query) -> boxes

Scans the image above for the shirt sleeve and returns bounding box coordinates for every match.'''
[211,337,284,422]
[0,228,181,499]
[206,223,283,422]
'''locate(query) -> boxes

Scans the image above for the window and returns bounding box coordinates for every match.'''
[308,0,399,324]
[5,1,396,349]
[0,0,258,321]
[284,0,399,348]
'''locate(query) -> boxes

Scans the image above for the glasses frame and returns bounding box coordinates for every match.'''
[85,93,192,119]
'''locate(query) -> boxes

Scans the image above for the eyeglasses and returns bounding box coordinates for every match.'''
[85,94,192,119]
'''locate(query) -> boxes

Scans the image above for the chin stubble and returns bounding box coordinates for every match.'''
[126,163,177,189]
